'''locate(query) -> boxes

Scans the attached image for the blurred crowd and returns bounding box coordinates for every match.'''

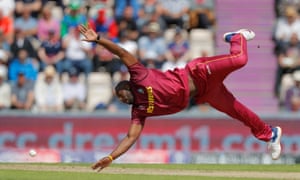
[273,0,300,112]
[0,0,215,113]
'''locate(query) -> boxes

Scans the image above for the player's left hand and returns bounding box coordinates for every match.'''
[91,156,112,172]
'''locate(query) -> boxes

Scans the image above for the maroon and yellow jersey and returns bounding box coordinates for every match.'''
[128,62,190,125]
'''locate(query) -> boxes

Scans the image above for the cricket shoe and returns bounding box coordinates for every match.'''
[223,29,255,42]
[268,126,282,160]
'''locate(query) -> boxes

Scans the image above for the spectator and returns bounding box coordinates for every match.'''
[139,0,159,17]
[161,28,189,71]
[43,0,64,8]
[137,0,166,36]
[86,0,116,41]
[14,6,38,39]
[62,27,93,76]
[37,4,61,41]
[275,32,300,97]
[114,0,139,21]
[8,49,38,83]
[0,49,9,68]
[10,28,37,60]
[138,22,167,69]
[92,44,121,77]
[275,0,300,18]
[87,0,114,9]
[116,6,139,40]
[0,66,11,109]
[273,6,300,55]
[117,30,138,56]
[142,50,160,69]
[158,0,190,28]
[0,0,15,17]
[188,0,215,30]
[37,30,65,73]
[10,72,34,110]
[93,8,118,41]
[285,70,300,111]
[61,1,87,38]
[0,9,14,44]
[62,68,86,111]
[34,65,63,112]
[0,31,10,55]
[44,0,65,20]
[15,0,42,18]
[136,5,150,34]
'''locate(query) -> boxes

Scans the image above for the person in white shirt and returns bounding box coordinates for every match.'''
[274,6,300,55]
[62,27,93,77]
[62,68,86,111]
[0,0,15,17]
[0,66,10,109]
[117,30,138,56]
[34,65,63,112]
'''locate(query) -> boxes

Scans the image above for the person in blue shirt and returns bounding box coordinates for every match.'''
[8,49,38,82]
[114,0,140,21]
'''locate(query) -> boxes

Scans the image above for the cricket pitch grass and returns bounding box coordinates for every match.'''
[0,163,300,180]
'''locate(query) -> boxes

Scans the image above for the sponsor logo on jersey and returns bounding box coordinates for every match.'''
[146,86,154,113]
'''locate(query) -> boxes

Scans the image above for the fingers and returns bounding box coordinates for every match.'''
[78,24,87,34]
[81,38,90,42]
[91,162,99,170]
[91,163,105,172]
[80,24,88,31]
[97,167,104,172]
[91,157,112,172]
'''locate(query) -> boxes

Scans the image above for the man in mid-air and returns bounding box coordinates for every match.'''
[79,24,282,171]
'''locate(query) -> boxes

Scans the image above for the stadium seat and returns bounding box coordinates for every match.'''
[189,29,215,59]
[112,71,130,84]
[86,72,113,111]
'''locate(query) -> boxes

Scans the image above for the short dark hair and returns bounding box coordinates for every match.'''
[68,67,79,77]
[115,80,130,93]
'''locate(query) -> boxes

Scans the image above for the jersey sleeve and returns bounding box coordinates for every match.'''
[128,62,148,82]
[131,107,146,125]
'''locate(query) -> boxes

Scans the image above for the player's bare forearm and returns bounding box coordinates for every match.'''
[109,123,143,159]
[78,24,138,67]
[110,134,138,159]
[95,38,138,67]
[91,123,143,172]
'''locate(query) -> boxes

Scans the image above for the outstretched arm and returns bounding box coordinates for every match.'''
[78,24,138,67]
[91,123,144,172]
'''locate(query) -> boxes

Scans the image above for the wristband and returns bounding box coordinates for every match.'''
[108,155,113,161]
[96,34,101,41]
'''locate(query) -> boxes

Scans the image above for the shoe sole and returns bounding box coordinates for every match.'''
[272,127,282,160]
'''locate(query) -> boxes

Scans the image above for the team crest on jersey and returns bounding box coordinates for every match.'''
[137,88,144,94]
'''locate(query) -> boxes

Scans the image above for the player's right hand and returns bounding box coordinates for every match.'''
[78,24,98,42]
[91,156,112,172]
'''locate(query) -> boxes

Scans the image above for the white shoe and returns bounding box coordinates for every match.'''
[268,126,282,160]
[223,29,256,42]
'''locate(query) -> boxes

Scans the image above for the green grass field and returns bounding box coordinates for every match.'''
[0,163,299,180]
